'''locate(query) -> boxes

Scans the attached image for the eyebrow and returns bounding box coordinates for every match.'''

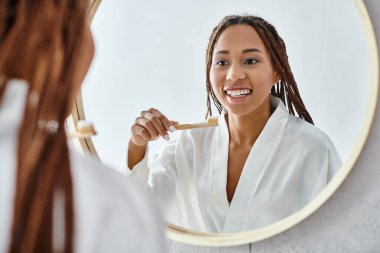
[214,48,262,55]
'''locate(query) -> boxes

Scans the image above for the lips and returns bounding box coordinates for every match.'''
[224,87,253,98]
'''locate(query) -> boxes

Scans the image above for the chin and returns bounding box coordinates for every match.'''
[225,105,256,117]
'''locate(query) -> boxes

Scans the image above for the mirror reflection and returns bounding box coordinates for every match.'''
[83,0,371,233]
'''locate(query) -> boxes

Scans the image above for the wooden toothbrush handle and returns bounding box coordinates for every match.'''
[174,122,218,130]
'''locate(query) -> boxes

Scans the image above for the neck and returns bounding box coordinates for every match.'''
[226,96,274,147]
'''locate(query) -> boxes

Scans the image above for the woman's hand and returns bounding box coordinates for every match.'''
[130,108,177,147]
[128,108,176,169]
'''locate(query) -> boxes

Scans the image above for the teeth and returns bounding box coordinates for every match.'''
[225,89,252,96]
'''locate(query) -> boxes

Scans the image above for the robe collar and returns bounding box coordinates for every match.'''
[0,79,28,138]
[211,95,291,232]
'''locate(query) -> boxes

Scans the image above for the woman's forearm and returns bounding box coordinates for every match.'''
[127,139,147,169]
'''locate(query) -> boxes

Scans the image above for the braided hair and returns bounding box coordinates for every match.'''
[205,15,313,124]
[0,0,88,252]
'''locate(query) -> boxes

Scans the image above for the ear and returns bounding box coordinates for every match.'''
[273,68,281,84]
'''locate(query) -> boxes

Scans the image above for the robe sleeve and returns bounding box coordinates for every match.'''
[120,145,151,185]
[327,141,342,182]
[297,125,343,203]
[121,137,181,224]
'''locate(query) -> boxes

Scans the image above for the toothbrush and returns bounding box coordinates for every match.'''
[68,120,97,138]
[173,116,219,130]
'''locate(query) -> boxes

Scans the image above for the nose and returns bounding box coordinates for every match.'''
[226,63,246,81]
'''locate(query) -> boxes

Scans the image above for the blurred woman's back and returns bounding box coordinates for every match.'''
[0,1,165,252]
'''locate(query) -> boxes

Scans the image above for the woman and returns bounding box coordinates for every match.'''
[0,1,165,252]
[126,15,342,233]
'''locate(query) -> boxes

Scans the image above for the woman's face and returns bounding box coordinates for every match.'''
[210,24,279,117]
[68,22,95,111]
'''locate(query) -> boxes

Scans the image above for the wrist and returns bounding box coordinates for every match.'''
[129,138,147,149]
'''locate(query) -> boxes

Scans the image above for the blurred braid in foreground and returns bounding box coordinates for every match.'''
[0,0,88,252]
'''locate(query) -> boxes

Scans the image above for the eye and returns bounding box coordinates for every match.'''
[215,60,229,66]
[244,58,258,65]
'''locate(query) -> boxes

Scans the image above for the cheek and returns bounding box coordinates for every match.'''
[80,28,95,79]
[255,67,277,91]
[209,68,224,88]
[209,68,216,85]
[69,26,94,103]
[209,70,225,101]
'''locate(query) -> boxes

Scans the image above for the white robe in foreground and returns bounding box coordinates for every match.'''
[125,96,342,233]
[0,80,166,253]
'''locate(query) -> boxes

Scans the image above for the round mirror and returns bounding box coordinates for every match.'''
[69,0,379,246]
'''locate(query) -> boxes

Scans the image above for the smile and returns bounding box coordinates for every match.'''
[224,89,253,98]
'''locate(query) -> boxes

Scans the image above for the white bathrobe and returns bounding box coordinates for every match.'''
[0,80,166,253]
[126,96,342,233]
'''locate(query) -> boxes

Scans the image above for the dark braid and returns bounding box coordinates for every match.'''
[205,15,313,124]
[0,0,88,252]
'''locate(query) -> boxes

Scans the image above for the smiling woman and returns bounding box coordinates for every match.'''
[125,15,342,233]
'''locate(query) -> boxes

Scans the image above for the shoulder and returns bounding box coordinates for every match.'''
[284,115,342,182]
[69,149,140,196]
[285,115,337,152]
[69,149,159,216]
[69,150,166,252]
